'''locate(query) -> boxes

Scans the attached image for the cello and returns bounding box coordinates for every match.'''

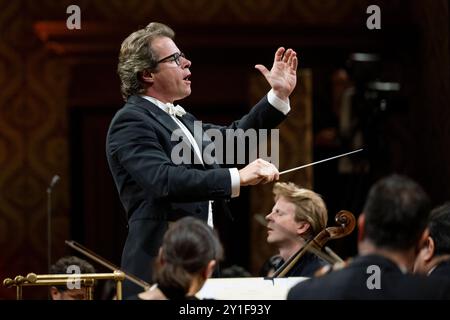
[272,210,356,277]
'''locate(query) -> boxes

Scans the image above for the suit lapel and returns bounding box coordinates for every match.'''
[128,95,205,166]
[179,116,221,169]
[128,96,180,135]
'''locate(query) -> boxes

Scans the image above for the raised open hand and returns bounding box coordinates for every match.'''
[255,47,298,102]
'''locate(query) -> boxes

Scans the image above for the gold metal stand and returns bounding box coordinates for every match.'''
[3,240,151,300]
[3,270,125,300]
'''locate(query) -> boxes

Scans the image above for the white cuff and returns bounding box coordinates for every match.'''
[229,168,240,198]
[267,89,290,115]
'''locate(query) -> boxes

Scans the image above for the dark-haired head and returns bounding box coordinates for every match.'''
[49,256,95,300]
[154,217,223,299]
[362,174,431,251]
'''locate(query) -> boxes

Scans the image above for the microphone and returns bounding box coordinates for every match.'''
[47,175,60,275]
[48,175,60,192]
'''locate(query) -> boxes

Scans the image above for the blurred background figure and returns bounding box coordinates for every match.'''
[314,52,407,258]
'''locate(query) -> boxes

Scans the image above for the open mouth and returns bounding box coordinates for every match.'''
[183,74,191,81]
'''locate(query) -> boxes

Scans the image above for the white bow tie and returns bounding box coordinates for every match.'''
[165,103,186,117]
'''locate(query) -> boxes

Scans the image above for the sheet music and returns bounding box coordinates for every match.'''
[196,277,307,300]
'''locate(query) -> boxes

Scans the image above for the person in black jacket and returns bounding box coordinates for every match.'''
[414,202,450,278]
[288,174,450,299]
[106,22,298,297]
[265,182,329,277]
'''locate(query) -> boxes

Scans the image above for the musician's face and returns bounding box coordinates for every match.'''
[50,287,87,300]
[265,196,304,246]
[146,37,192,103]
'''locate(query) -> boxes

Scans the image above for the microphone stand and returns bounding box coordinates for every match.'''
[47,175,60,274]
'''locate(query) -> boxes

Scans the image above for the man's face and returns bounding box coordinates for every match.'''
[265,196,303,246]
[50,287,86,300]
[148,37,192,103]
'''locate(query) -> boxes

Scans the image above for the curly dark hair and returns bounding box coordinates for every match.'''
[50,256,95,291]
[154,217,223,299]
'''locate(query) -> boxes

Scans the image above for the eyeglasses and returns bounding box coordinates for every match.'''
[157,52,186,67]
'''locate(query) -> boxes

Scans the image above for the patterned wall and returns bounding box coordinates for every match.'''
[17,0,410,26]
[0,0,71,299]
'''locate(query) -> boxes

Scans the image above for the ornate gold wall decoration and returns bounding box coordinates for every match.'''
[0,1,70,299]
[227,0,287,22]
[93,0,157,22]
[292,0,355,24]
